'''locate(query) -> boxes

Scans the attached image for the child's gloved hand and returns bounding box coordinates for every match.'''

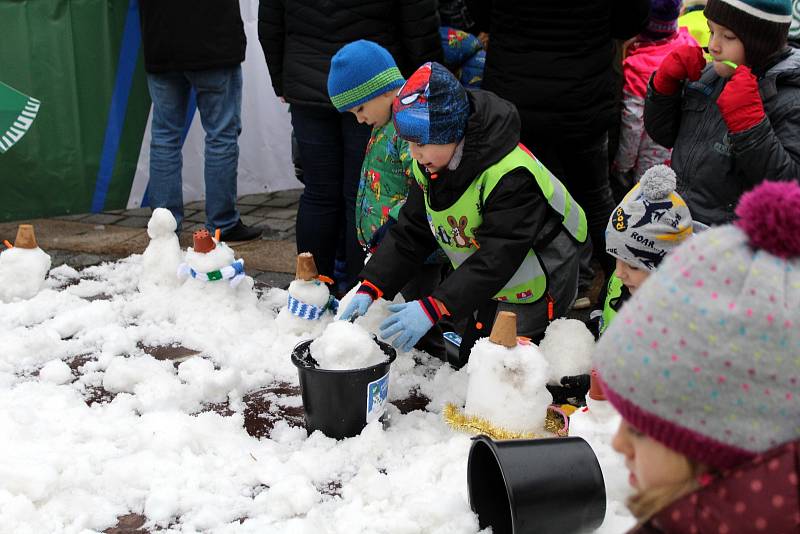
[653,44,706,95]
[716,65,765,134]
[379,297,445,352]
[339,281,382,321]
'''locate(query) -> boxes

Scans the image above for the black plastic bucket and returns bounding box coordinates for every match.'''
[467,435,606,534]
[291,338,397,440]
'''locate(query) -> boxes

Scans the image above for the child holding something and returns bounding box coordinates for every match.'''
[340,62,589,366]
[645,0,800,226]
[600,164,695,334]
[594,180,800,531]
[328,40,446,358]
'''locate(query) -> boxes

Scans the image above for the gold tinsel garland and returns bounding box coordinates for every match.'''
[443,402,578,440]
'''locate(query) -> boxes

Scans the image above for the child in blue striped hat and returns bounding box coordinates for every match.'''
[328,40,447,358]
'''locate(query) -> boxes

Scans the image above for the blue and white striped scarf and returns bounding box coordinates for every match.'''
[287,293,339,320]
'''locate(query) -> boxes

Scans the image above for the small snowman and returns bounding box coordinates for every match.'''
[276,252,337,336]
[139,208,183,290]
[0,224,51,302]
[445,312,553,438]
[538,318,595,406]
[177,229,246,287]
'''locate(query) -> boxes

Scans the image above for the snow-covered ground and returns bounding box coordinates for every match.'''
[0,252,635,533]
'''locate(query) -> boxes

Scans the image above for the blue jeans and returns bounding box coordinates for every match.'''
[146,66,242,232]
[290,105,371,290]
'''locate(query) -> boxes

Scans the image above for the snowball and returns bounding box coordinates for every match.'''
[147,207,177,239]
[140,209,183,290]
[287,279,330,308]
[38,360,73,385]
[0,246,51,302]
[538,318,595,384]
[184,241,236,274]
[309,321,387,370]
[464,338,552,433]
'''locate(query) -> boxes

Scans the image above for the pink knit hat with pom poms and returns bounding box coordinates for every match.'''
[593,181,800,470]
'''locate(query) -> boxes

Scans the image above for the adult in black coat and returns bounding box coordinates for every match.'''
[479,0,650,284]
[258,0,442,290]
[139,0,262,242]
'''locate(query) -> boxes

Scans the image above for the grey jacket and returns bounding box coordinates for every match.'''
[644,48,800,225]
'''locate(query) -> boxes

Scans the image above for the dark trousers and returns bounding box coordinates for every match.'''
[290,105,371,290]
[521,131,616,280]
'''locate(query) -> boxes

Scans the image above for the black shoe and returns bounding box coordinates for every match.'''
[219,219,262,242]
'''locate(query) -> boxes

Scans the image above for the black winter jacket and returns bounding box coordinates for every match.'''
[138,0,246,73]
[480,0,649,142]
[258,0,442,109]
[361,90,581,319]
[644,48,800,226]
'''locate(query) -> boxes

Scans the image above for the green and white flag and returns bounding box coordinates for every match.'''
[0,81,40,154]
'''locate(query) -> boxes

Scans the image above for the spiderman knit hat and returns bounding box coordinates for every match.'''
[605,165,694,272]
[594,180,800,470]
[392,62,470,145]
[327,40,404,112]
[705,0,792,68]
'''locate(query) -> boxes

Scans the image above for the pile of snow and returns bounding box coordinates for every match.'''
[139,208,183,291]
[464,338,552,433]
[538,318,595,384]
[309,321,387,370]
[0,245,51,302]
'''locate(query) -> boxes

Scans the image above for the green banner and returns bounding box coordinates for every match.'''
[0,82,40,154]
[0,0,151,221]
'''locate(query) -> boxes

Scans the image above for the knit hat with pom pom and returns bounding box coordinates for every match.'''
[605,165,694,271]
[594,180,800,470]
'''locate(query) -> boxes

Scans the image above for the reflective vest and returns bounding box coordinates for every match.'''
[412,144,587,303]
[600,274,624,335]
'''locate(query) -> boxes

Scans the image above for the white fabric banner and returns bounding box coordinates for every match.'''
[127,0,299,209]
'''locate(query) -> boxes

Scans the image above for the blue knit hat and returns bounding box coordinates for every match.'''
[392,62,470,145]
[642,0,683,40]
[327,40,405,113]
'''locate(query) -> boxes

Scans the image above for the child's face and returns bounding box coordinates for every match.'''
[707,20,747,77]
[615,258,651,294]
[349,91,395,129]
[408,141,458,173]
[612,420,694,491]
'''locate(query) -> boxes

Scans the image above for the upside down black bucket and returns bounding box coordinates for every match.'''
[467,435,606,534]
[291,338,397,440]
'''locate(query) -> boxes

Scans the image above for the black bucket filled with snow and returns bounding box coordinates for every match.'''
[467,435,606,534]
[291,337,397,440]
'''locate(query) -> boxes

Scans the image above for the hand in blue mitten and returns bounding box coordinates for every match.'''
[339,281,381,321]
[339,293,373,321]
[379,297,444,352]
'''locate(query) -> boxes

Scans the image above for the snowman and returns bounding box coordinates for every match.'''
[0,224,51,302]
[139,208,183,291]
[537,318,595,410]
[177,229,246,288]
[276,252,337,336]
[445,312,553,438]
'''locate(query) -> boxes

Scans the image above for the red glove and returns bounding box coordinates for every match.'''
[716,65,765,134]
[652,45,706,95]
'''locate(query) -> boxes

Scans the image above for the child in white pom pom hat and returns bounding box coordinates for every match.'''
[600,164,695,334]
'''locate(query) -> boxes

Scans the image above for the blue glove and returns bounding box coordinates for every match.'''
[379,297,443,352]
[339,293,373,321]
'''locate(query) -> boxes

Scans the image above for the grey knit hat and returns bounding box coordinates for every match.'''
[705,0,793,69]
[605,165,694,272]
[594,180,800,470]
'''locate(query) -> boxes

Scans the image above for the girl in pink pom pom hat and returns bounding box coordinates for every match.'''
[593,180,800,532]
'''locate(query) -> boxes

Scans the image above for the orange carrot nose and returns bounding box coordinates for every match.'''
[214,228,221,241]
[3,240,13,249]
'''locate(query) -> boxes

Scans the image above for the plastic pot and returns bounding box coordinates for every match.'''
[291,338,396,440]
[467,435,606,534]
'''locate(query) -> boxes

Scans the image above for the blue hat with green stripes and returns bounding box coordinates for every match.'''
[327,40,405,112]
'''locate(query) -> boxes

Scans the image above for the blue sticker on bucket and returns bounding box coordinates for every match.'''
[366,371,390,423]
